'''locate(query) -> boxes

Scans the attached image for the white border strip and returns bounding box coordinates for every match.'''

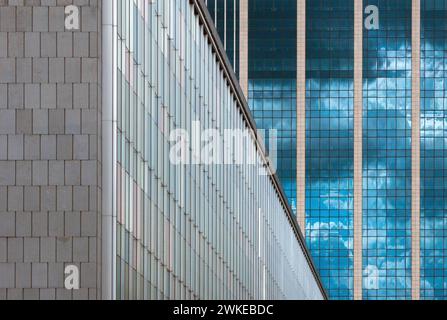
[101,0,118,300]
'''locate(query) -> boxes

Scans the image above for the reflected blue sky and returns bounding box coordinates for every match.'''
[362,0,412,300]
[248,0,298,212]
[420,0,447,300]
[207,0,447,300]
[305,0,355,300]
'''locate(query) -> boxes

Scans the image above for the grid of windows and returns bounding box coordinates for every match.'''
[248,0,298,213]
[206,0,240,77]
[203,0,447,301]
[362,0,412,300]
[420,0,447,300]
[113,0,324,300]
[305,0,355,300]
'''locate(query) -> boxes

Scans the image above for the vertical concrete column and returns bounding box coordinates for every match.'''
[239,0,248,97]
[353,0,364,301]
[411,0,421,301]
[296,0,306,232]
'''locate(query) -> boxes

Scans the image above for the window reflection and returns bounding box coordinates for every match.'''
[363,0,412,300]
[420,0,447,300]
[305,0,355,300]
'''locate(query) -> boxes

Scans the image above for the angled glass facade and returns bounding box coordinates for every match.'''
[420,0,447,300]
[248,0,298,212]
[112,0,325,300]
[305,0,355,300]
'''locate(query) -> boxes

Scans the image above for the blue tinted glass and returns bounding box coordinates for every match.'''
[207,0,240,77]
[362,0,412,300]
[305,0,355,300]
[420,0,447,300]
[248,0,298,213]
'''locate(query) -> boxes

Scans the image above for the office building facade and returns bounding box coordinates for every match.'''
[0,0,325,300]
[208,0,447,300]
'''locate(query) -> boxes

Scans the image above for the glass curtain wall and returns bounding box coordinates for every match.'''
[206,0,240,77]
[305,0,355,300]
[420,0,447,300]
[362,0,412,300]
[248,0,298,213]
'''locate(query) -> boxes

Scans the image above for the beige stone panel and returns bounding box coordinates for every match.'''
[353,0,363,301]
[296,0,306,232]
[411,0,421,301]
